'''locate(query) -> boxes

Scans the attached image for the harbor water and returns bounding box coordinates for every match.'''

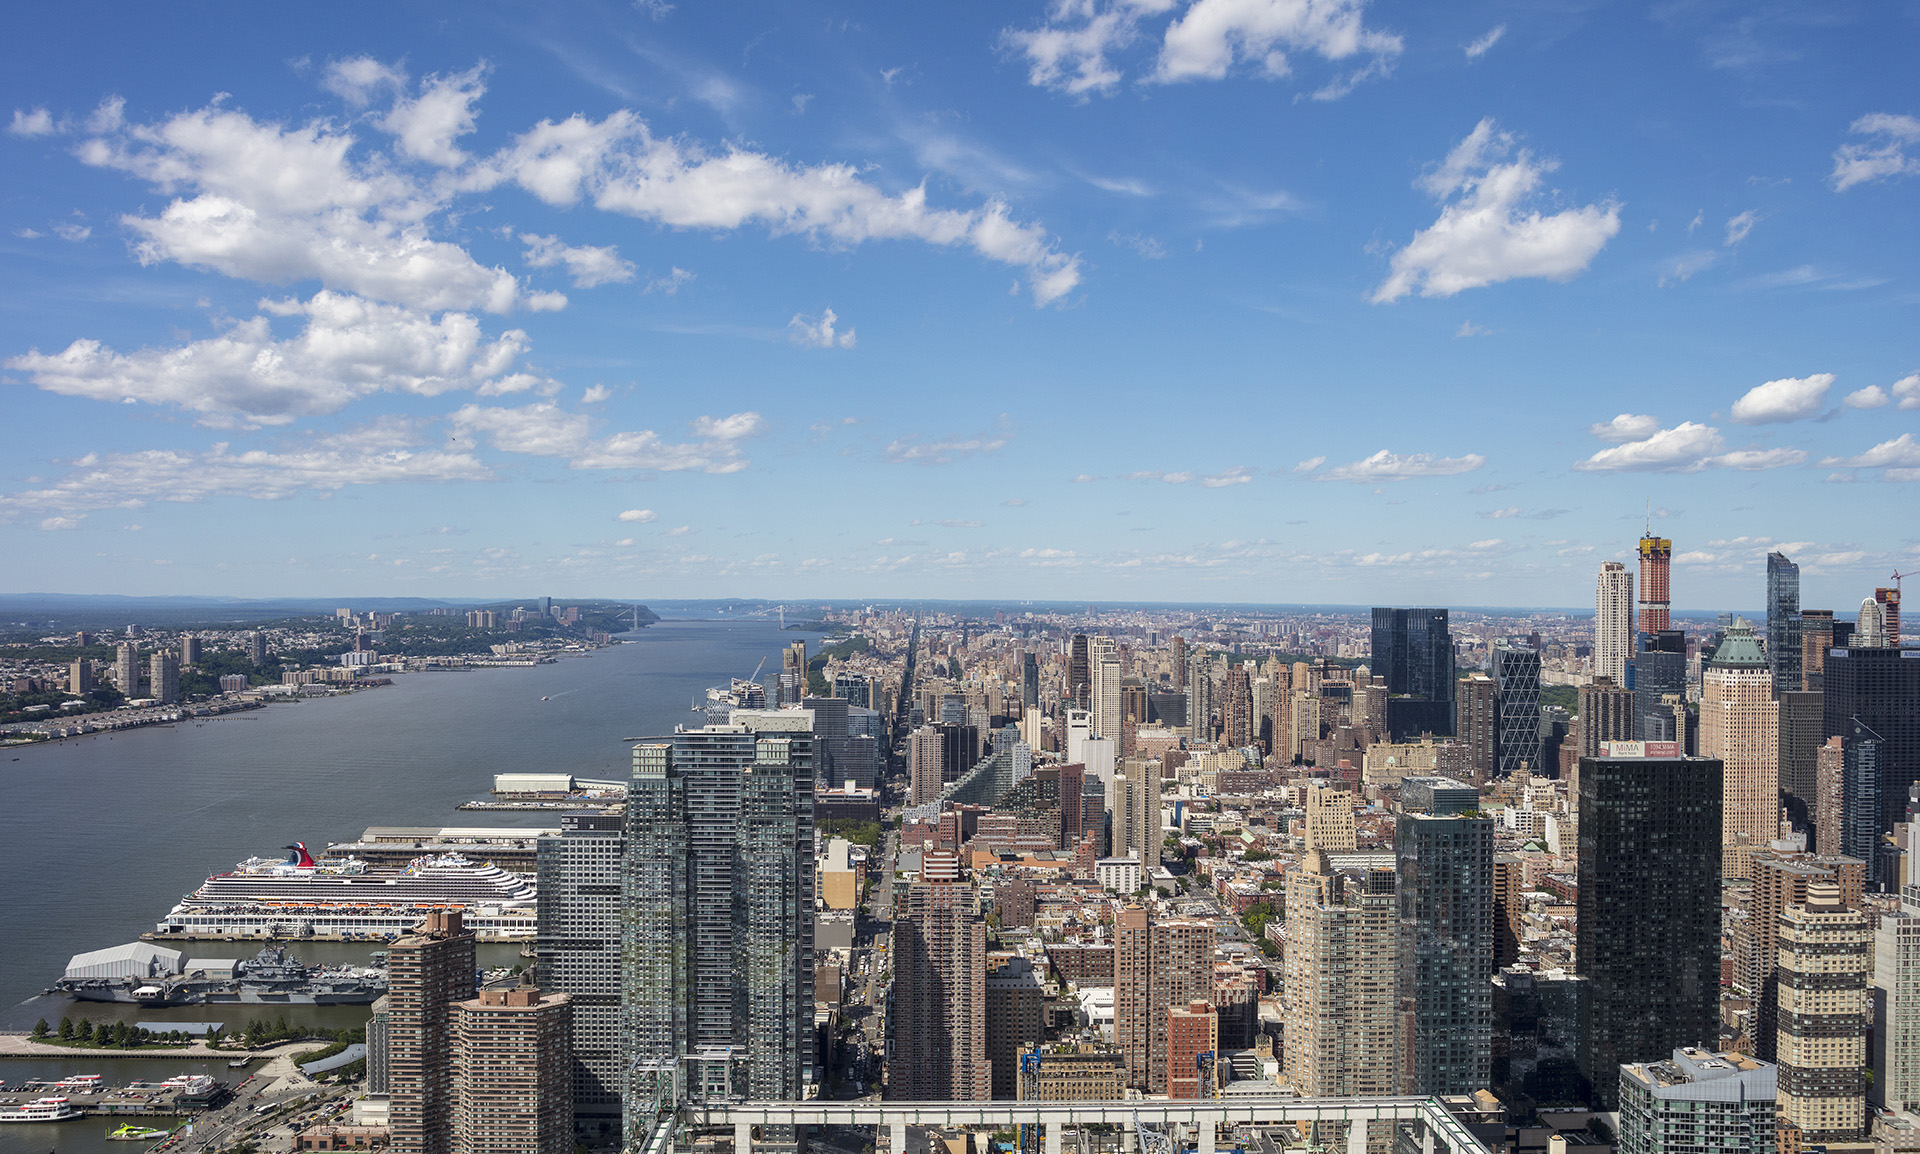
[0,616,817,1149]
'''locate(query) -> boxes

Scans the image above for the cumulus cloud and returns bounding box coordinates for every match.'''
[322,56,407,107]
[9,107,58,136]
[1588,413,1660,443]
[1001,0,1401,99]
[1729,373,1834,424]
[7,291,541,427]
[1573,422,1809,473]
[1291,456,1325,473]
[618,508,658,522]
[1831,113,1920,192]
[1463,25,1505,59]
[1124,466,1256,487]
[582,384,612,404]
[1372,118,1620,303]
[1724,210,1759,246]
[520,233,636,288]
[1822,433,1920,471]
[1896,374,1920,410]
[465,108,1080,305]
[377,65,486,167]
[885,421,1013,465]
[645,267,696,295]
[450,404,763,473]
[54,223,91,242]
[0,421,491,518]
[788,308,857,349]
[1318,449,1485,482]
[1845,385,1889,409]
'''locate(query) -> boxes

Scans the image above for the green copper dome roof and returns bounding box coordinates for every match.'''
[1707,616,1769,669]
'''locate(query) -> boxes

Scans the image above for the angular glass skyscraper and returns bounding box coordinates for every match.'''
[1371,607,1457,740]
[1767,551,1802,698]
[620,727,814,1147]
[1493,643,1542,778]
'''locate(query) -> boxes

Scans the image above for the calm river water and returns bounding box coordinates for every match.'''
[0,616,816,1153]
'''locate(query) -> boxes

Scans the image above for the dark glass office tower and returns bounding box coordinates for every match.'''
[1576,750,1723,1109]
[1021,651,1040,710]
[1493,643,1543,778]
[1841,721,1885,888]
[1397,811,1494,1094]
[1069,634,1090,709]
[1823,645,1920,833]
[1767,552,1803,698]
[1633,629,1688,743]
[1371,607,1457,739]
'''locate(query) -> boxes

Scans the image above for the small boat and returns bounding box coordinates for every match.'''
[108,1123,173,1140]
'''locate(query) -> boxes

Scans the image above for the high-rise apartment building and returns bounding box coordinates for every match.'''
[891,883,988,1100]
[1396,811,1493,1095]
[985,957,1046,1100]
[1283,851,1401,1097]
[1577,677,1635,759]
[1371,608,1456,740]
[1186,651,1215,741]
[114,642,139,695]
[1457,673,1497,785]
[1744,851,1866,1063]
[1596,561,1634,684]
[69,658,93,696]
[1774,881,1869,1147]
[1617,1049,1776,1154]
[1766,552,1802,697]
[1222,663,1253,748]
[1871,827,1920,1113]
[1799,610,1834,692]
[1115,909,1215,1094]
[1638,533,1672,634]
[178,634,202,666]
[908,725,944,806]
[245,630,267,665]
[1577,748,1723,1108]
[1777,691,1824,821]
[619,729,813,1144]
[1823,645,1920,835]
[1700,619,1779,881]
[1875,586,1902,646]
[148,652,179,705]
[452,980,573,1154]
[387,910,478,1154]
[1493,643,1542,778]
[535,811,625,1139]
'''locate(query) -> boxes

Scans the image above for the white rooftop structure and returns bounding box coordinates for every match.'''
[64,941,183,981]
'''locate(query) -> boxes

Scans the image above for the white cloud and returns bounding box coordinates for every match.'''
[1454,320,1491,337]
[40,516,83,530]
[1831,112,1920,192]
[618,508,658,523]
[1291,456,1325,473]
[8,291,540,427]
[377,65,486,167]
[885,422,1013,465]
[1729,373,1834,424]
[1372,119,1620,303]
[1482,506,1521,519]
[0,421,491,518]
[663,525,693,537]
[1896,374,1920,411]
[1318,449,1485,482]
[1000,0,1165,98]
[1574,424,1810,473]
[450,404,763,473]
[53,223,91,242]
[520,233,636,288]
[9,108,57,136]
[788,308,857,349]
[582,384,612,404]
[934,518,984,528]
[468,109,1081,306]
[1124,466,1255,487]
[1658,249,1718,285]
[1724,209,1759,246]
[1822,433,1920,470]
[1587,413,1660,443]
[1845,385,1889,409]
[645,267,696,295]
[1463,25,1505,59]
[321,57,407,107]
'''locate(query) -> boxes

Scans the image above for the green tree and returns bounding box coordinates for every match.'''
[57,1016,73,1040]
[31,1018,49,1038]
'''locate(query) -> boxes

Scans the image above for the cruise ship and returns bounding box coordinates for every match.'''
[152,843,538,941]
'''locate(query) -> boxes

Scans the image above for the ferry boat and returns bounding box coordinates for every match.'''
[0,1096,80,1122]
[148,843,538,941]
[109,1123,174,1140]
[52,1075,103,1093]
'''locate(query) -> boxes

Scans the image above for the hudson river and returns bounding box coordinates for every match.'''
[0,616,818,1152]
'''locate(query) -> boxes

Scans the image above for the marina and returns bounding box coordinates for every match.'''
[0,1072,217,1120]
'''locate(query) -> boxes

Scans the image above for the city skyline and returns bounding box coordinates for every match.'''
[3,3,1917,605]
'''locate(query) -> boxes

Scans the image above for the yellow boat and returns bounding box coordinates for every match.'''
[107,1123,173,1140]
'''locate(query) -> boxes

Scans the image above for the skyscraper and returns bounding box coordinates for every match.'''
[1021,652,1040,710]
[1493,643,1542,778]
[387,910,477,1154]
[1638,532,1672,634]
[1456,673,1497,785]
[1068,634,1090,710]
[1822,644,1920,834]
[1633,630,1688,744]
[1283,852,1401,1097]
[535,811,625,1139]
[1799,610,1834,692]
[1171,635,1187,690]
[1222,663,1253,748]
[908,725,944,806]
[1577,677,1635,758]
[619,728,813,1141]
[1871,822,1920,1113]
[1875,585,1902,646]
[1577,747,1723,1108]
[114,642,139,695]
[1700,619,1779,880]
[1396,811,1493,1095]
[890,883,988,1100]
[148,652,179,705]
[1774,882,1870,1147]
[1115,909,1215,1094]
[1777,690,1824,822]
[1371,608,1456,740]
[1090,638,1121,741]
[1596,561,1634,685]
[1766,552,1802,697]
[452,979,573,1154]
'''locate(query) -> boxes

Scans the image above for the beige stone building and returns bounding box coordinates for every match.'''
[1700,619,1778,880]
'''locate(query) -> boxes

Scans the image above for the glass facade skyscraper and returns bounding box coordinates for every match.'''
[1397,811,1494,1094]
[1493,643,1542,778]
[1371,607,1457,740]
[1767,551,1802,698]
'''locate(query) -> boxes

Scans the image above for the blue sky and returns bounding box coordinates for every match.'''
[2,1,1915,609]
